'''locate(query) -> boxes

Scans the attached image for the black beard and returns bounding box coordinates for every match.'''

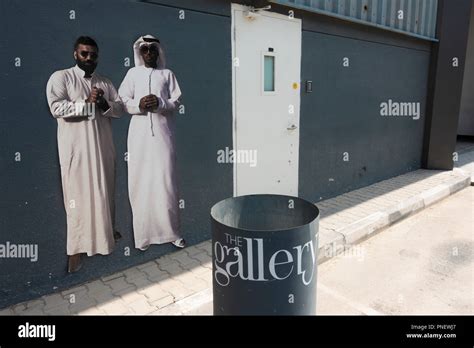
[76,59,97,76]
[145,60,158,68]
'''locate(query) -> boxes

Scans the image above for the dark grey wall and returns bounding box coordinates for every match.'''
[423,0,473,169]
[294,8,431,201]
[0,0,232,308]
[458,2,474,136]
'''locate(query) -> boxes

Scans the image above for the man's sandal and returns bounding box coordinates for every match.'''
[171,238,186,248]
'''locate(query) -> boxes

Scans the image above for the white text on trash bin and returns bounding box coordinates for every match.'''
[214,236,316,287]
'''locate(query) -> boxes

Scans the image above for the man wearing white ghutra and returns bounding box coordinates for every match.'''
[119,35,185,251]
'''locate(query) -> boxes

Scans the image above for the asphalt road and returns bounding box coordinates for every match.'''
[316,186,473,315]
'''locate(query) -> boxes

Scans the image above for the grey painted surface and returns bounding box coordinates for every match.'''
[458,3,474,136]
[141,0,231,15]
[271,0,438,40]
[423,0,473,170]
[0,0,232,308]
[299,29,429,201]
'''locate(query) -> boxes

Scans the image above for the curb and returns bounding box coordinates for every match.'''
[154,288,212,315]
[332,171,471,250]
[154,170,472,315]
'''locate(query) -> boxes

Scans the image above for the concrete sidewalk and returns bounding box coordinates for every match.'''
[183,186,474,315]
[1,148,472,316]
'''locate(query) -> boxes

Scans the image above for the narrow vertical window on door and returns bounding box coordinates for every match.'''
[263,53,276,94]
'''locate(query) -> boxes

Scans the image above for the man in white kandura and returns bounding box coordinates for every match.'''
[46,36,124,272]
[119,34,185,251]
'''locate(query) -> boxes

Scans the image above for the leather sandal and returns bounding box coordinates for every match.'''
[171,238,186,248]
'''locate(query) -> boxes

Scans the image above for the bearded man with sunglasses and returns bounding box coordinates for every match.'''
[46,36,124,273]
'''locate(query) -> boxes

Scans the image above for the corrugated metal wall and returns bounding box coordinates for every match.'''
[270,0,438,40]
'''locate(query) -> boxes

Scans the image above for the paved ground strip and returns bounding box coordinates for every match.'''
[1,148,472,316]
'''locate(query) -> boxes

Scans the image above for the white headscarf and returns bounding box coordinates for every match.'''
[133,34,166,69]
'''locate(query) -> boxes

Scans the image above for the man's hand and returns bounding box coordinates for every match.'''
[95,88,105,99]
[139,95,159,112]
[86,87,102,104]
[93,87,110,112]
[147,95,159,110]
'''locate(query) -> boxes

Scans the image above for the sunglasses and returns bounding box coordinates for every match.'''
[140,45,158,54]
[79,50,98,60]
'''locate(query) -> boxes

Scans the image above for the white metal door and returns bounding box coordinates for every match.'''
[232,4,302,196]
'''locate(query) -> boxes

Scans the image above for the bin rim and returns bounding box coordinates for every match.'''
[210,194,320,233]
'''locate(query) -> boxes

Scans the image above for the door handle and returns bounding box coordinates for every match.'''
[287,124,298,131]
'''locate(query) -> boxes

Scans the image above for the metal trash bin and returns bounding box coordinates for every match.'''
[210,194,320,315]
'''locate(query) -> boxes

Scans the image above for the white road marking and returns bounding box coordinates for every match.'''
[318,283,384,315]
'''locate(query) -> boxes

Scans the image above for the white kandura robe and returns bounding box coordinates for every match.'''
[46,65,123,256]
[118,66,182,250]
